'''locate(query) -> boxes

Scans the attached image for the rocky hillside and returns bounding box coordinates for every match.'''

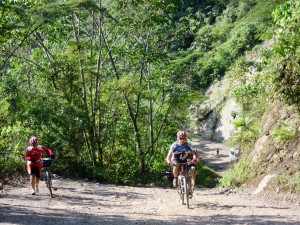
[250,101,300,190]
[188,75,239,142]
[188,38,300,191]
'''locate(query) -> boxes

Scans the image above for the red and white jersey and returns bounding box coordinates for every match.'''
[25,145,53,166]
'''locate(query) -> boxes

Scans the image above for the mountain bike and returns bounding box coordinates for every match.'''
[177,161,193,209]
[41,158,54,198]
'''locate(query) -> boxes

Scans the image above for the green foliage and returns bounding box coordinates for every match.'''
[228,116,260,148]
[274,54,300,110]
[0,97,10,125]
[271,122,297,142]
[272,0,300,57]
[2,0,186,184]
[176,0,285,89]
[272,0,300,110]
[228,56,272,119]
[0,156,24,176]
[219,159,255,187]
[0,0,298,188]
[275,172,300,192]
[0,123,30,177]
[104,146,141,184]
[231,118,246,127]
[196,164,220,188]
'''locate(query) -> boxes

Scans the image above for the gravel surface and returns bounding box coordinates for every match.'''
[1,139,300,225]
[1,179,300,225]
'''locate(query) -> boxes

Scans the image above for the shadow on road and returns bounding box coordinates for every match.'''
[1,202,298,225]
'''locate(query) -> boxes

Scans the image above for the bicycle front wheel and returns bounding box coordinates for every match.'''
[45,171,53,197]
[182,177,189,208]
[178,176,184,205]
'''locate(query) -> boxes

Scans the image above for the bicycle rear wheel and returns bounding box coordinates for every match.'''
[44,171,53,197]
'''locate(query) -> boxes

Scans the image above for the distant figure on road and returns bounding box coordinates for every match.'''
[229,147,239,162]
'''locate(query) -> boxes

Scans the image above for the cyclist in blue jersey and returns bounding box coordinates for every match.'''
[166,131,199,188]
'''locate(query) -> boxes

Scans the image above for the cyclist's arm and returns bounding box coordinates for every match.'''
[25,148,31,161]
[187,143,199,162]
[40,146,54,158]
[166,143,176,165]
[194,151,201,163]
[166,151,172,165]
[188,151,197,162]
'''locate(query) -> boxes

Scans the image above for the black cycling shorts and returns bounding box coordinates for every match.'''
[30,166,41,178]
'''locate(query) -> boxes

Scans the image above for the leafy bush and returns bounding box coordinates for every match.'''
[0,123,30,178]
[272,0,300,57]
[275,172,300,192]
[0,157,25,176]
[271,122,297,142]
[219,159,255,187]
[272,0,300,110]
[196,164,220,188]
[229,117,260,148]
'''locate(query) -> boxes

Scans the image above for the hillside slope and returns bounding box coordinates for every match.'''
[249,101,300,190]
[188,38,300,192]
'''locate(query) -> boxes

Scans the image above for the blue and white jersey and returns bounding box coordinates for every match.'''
[168,141,193,155]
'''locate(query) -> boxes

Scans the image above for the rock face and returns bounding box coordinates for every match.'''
[188,39,274,142]
[213,99,240,141]
[188,76,241,142]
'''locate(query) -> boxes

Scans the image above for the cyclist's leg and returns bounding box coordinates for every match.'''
[190,166,196,187]
[29,175,36,194]
[172,164,179,177]
[34,164,42,193]
[172,159,180,188]
[30,166,39,195]
[27,163,34,194]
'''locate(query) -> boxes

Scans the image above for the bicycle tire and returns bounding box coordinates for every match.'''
[178,176,184,205]
[45,171,53,197]
[188,178,192,196]
[182,177,189,208]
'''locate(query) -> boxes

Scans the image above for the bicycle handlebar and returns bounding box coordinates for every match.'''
[41,157,54,167]
[41,156,55,161]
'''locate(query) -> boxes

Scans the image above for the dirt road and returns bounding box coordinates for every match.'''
[189,137,232,175]
[1,140,300,225]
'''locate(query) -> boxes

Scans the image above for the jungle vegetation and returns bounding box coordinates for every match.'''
[0,0,298,187]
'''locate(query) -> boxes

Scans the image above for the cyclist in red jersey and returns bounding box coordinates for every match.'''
[25,137,54,195]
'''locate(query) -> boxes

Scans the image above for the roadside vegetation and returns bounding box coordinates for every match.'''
[0,0,299,191]
[219,0,300,192]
